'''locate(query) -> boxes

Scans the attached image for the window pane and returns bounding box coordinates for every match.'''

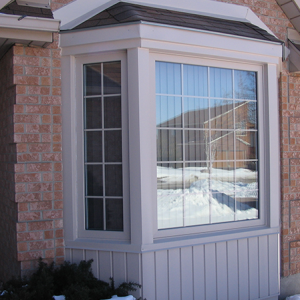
[184,98,209,128]
[85,98,102,129]
[185,130,209,161]
[156,96,182,127]
[85,64,102,96]
[105,165,123,196]
[234,70,257,100]
[210,99,234,129]
[85,131,102,163]
[236,132,258,160]
[156,62,181,95]
[104,96,121,128]
[106,199,123,231]
[235,100,257,130]
[210,68,233,98]
[157,129,183,161]
[183,64,208,96]
[104,130,122,162]
[86,165,103,196]
[87,198,104,230]
[103,62,121,95]
[156,62,259,229]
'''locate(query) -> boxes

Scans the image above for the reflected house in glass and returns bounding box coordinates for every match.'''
[157,100,257,169]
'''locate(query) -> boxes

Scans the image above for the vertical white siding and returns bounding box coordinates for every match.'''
[66,234,279,300]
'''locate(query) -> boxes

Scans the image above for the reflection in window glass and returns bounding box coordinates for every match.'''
[156,62,258,229]
[84,61,123,231]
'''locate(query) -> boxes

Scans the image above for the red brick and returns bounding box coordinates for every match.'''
[17,242,28,252]
[44,230,54,239]
[16,192,41,203]
[17,153,39,162]
[43,210,63,220]
[17,231,43,242]
[25,48,51,57]
[28,221,53,231]
[28,183,52,192]
[14,56,39,66]
[42,153,62,162]
[27,86,50,96]
[41,96,61,105]
[27,163,52,172]
[18,251,43,261]
[15,173,41,183]
[55,229,63,238]
[18,212,41,222]
[28,240,54,250]
[18,203,28,212]
[16,95,39,104]
[30,201,52,211]
[28,143,51,152]
[16,223,27,232]
[26,124,51,133]
[14,114,40,123]
[25,67,51,76]
[14,75,39,85]
[55,248,64,257]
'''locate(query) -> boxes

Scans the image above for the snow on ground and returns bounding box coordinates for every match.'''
[157,166,258,229]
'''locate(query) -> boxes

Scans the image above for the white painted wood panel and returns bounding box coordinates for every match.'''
[112,252,127,286]
[259,236,269,298]
[72,248,84,263]
[99,251,112,281]
[85,250,99,277]
[238,239,249,300]
[268,234,279,296]
[227,240,239,300]
[126,253,141,299]
[216,242,228,300]
[155,250,169,300]
[141,252,156,300]
[204,243,217,300]
[67,233,279,300]
[168,248,181,300]
[181,247,193,299]
[193,245,205,300]
[249,237,259,300]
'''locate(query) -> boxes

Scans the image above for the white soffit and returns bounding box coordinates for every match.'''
[53,0,274,36]
[277,0,300,32]
[16,0,50,9]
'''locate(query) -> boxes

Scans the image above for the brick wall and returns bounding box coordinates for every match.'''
[13,34,64,274]
[0,48,19,282]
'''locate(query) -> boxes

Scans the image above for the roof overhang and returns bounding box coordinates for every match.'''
[276,0,300,32]
[53,0,275,37]
[0,13,60,58]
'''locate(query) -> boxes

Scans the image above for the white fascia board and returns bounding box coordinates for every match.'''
[0,13,60,32]
[0,0,11,9]
[54,0,274,37]
[60,23,282,63]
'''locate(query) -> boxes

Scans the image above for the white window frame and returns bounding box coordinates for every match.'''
[61,22,281,251]
[73,51,130,242]
[148,53,270,239]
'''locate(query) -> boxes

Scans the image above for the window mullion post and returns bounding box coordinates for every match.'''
[264,64,280,228]
[127,47,154,245]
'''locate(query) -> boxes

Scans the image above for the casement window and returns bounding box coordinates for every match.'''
[156,62,258,229]
[83,61,123,232]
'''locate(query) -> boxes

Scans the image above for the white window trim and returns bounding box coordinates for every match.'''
[61,23,281,251]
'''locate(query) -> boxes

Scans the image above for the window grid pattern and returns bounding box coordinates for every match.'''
[83,61,123,231]
[156,62,259,229]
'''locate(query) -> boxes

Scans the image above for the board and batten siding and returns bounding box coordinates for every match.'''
[65,234,279,300]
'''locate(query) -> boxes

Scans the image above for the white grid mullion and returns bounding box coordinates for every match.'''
[101,63,106,231]
[208,66,212,224]
[181,63,186,227]
[233,69,237,222]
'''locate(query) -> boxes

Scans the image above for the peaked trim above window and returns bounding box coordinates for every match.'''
[53,0,275,37]
[68,2,280,44]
